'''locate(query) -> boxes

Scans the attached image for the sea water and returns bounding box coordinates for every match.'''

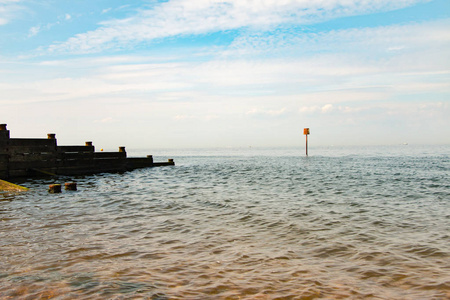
[1,145,449,299]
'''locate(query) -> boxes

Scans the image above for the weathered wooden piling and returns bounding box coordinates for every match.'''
[65,182,77,191]
[0,124,8,179]
[49,184,62,193]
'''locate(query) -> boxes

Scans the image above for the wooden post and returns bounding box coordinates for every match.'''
[147,155,153,163]
[85,141,92,146]
[119,146,126,153]
[65,182,77,191]
[47,133,56,139]
[0,123,9,141]
[49,184,61,193]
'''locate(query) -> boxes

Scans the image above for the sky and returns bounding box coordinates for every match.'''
[0,0,449,150]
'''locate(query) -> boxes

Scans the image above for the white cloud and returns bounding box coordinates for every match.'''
[28,25,40,36]
[28,23,55,37]
[227,19,450,58]
[299,104,337,114]
[0,0,22,25]
[321,104,334,113]
[2,8,449,147]
[3,16,449,106]
[387,46,406,52]
[41,18,450,106]
[28,13,74,37]
[299,105,320,113]
[296,101,450,131]
[47,0,427,54]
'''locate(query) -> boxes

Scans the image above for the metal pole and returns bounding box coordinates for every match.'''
[303,128,310,156]
[306,134,308,156]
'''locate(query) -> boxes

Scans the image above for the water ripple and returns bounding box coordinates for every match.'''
[1,147,449,299]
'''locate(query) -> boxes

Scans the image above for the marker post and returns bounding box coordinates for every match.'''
[303,128,310,156]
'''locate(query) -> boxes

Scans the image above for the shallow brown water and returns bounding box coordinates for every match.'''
[1,147,449,299]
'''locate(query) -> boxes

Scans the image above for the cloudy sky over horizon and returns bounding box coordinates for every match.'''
[1,0,449,150]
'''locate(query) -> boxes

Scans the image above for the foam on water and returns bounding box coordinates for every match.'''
[1,145,449,299]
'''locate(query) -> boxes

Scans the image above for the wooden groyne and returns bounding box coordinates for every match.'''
[0,124,174,179]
